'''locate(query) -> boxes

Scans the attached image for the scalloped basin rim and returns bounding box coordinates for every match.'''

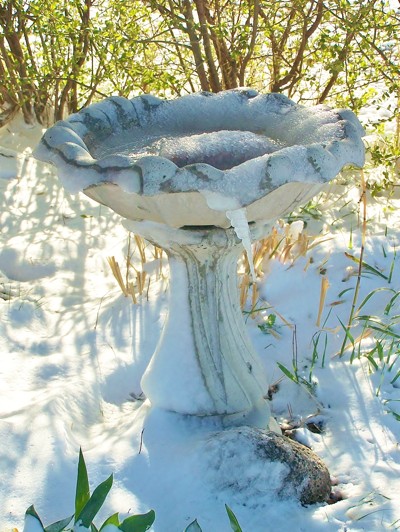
[34,89,366,210]
[83,180,328,229]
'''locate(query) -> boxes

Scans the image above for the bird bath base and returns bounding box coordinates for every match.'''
[126,219,332,505]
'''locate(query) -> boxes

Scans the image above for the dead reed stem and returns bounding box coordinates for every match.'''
[316,276,330,327]
[107,233,164,304]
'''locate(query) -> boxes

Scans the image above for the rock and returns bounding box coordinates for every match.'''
[203,426,331,505]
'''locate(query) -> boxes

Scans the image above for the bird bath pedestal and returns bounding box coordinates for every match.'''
[35,88,365,504]
[123,220,274,427]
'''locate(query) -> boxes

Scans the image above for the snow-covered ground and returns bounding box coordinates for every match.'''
[1,114,400,531]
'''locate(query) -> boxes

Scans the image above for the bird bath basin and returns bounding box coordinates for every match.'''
[35,88,365,503]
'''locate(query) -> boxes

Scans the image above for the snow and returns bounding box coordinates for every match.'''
[23,515,45,532]
[1,110,400,532]
[134,130,283,170]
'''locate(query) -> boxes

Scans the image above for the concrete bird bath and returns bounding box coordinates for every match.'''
[35,88,365,503]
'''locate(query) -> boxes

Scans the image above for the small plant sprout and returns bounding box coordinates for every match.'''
[277,326,317,395]
[184,505,243,532]
[346,490,392,522]
[258,313,280,337]
[23,448,155,532]
[309,308,335,379]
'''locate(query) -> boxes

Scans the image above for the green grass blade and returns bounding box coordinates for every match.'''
[118,509,155,532]
[390,370,400,385]
[385,292,400,315]
[277,362,298,383]
[75,448,90,520]
[367,325,400,339]
[357,287,393,313]
[225,505,243,532]
[389,410,400,421]
[388,248,396,284]
[338,287,354,298]
[345,253,388,280]
[365,353,379,371]
[76,474,113,527]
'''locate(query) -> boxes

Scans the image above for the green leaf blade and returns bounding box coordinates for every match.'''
[76,474,113,528]
[225,504,243,532]
[45,514,74,532]
[118,510,155,532]
[277,362,298,383]
[100,513,120,530]
[75,448,91,520]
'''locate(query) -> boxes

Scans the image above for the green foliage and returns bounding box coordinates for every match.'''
[277,361,316,395]
[24,450,243,532]
[225,504,243,532]
[24,448,155,532]
[75,448,90,520]
[117,512,156,532]
[0,0,399,130]
[355,289,400,391]
[76,474,113,528]
[257,313,280,335]
[365,138,400,197]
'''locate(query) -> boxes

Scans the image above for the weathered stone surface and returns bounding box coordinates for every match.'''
[203,426,331,505]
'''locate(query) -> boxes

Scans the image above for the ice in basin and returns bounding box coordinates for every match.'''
[117,130,284,171]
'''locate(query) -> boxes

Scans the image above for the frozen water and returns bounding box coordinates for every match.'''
[226,208,256,280]
[120,130,284,170]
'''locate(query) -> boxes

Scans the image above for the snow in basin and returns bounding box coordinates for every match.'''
[99,130,283,168]
[136,130,282,170]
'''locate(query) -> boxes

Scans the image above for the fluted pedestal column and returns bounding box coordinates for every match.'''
[124,220,273,429]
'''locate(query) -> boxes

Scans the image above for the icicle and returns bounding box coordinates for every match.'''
[226,208,256,282]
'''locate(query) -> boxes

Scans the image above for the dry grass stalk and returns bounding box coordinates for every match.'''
[240,221,328,313]
[152,245,165,279]
[316,276,330,327]
[134,234,147,265]
[107,232,164,304]
[107,256,137,303]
